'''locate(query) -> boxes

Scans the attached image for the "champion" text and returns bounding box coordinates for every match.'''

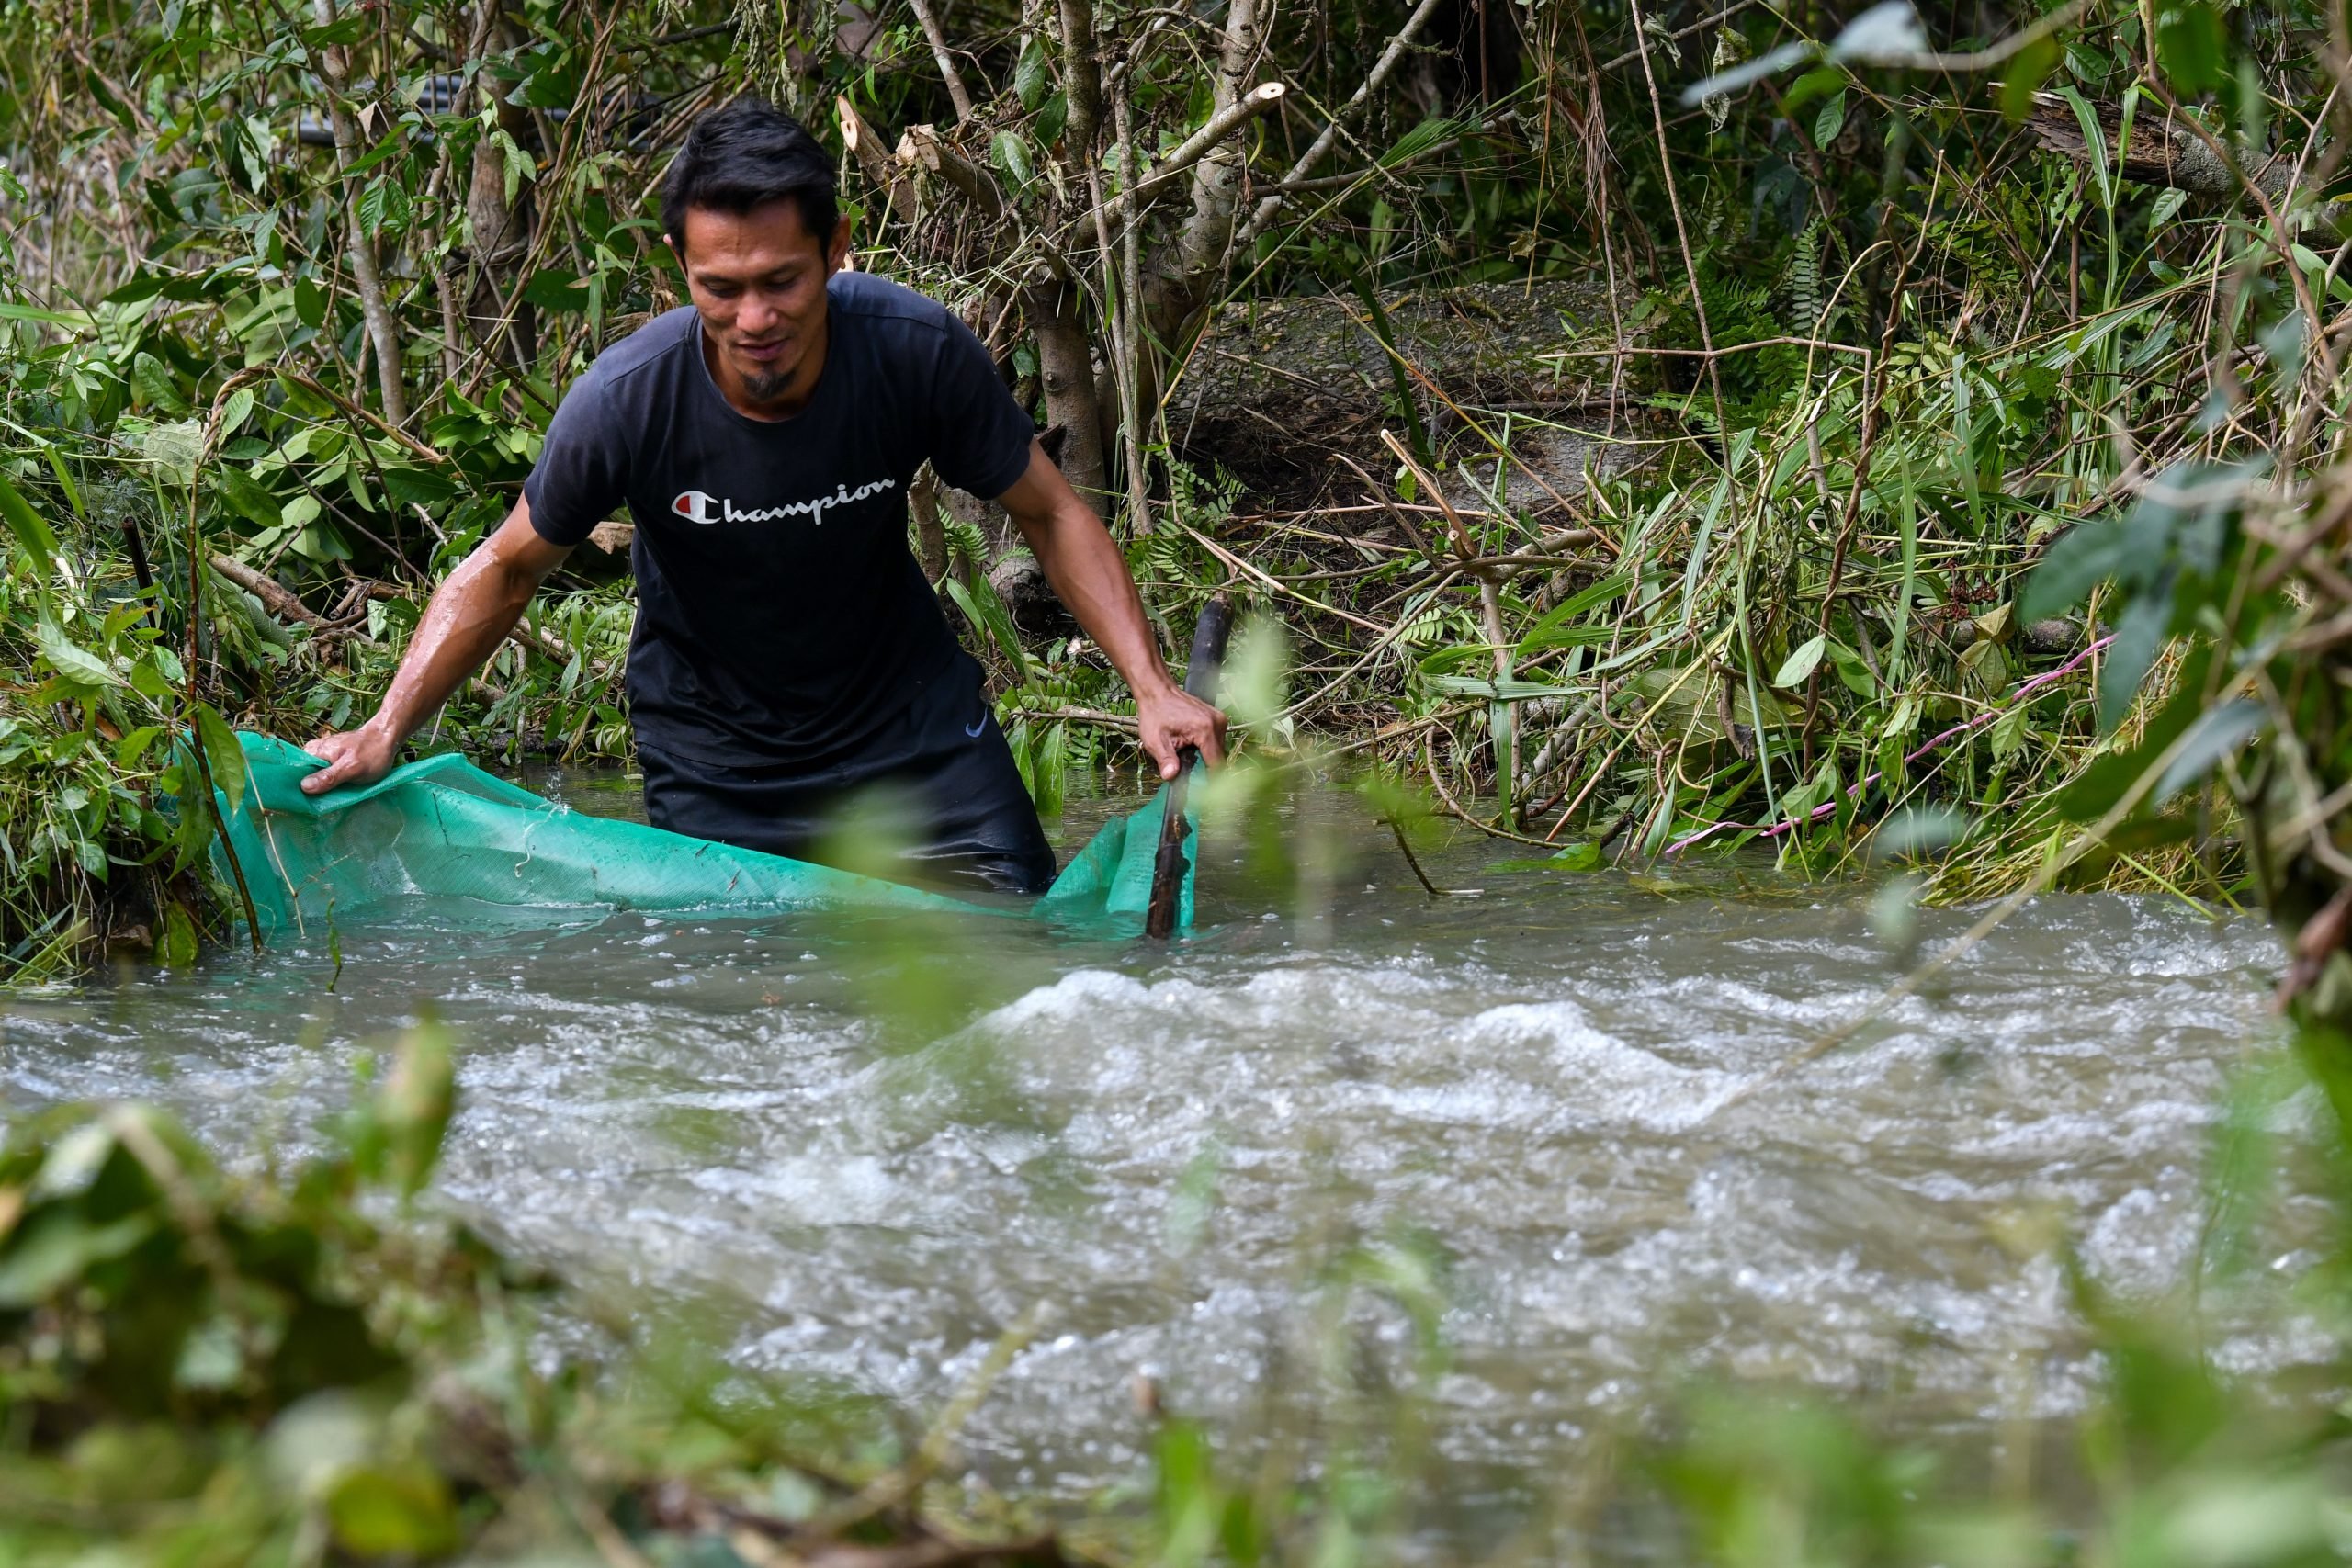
[669,477,897,527]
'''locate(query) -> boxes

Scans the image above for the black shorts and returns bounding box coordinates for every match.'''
[637,664,1057,896]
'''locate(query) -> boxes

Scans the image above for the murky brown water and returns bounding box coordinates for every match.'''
[0,770,2309,1546]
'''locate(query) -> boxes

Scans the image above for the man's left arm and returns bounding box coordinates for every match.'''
[995,441,1227,780]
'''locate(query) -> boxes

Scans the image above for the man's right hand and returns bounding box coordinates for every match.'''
[300,724,401,795]
[297,501,571,798]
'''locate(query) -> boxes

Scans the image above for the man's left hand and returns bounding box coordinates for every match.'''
[1136,684,1228,781]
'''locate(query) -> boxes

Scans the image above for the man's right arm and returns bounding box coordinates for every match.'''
[300,497,573,795]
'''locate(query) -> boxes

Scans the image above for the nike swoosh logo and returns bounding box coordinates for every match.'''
[965,719,987,738]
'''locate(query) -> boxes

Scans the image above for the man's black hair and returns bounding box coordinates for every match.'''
[662,98,839,255]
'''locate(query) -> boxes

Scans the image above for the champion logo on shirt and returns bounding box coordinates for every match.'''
[670,477,898,527]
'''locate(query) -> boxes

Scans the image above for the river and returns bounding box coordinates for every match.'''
[0,769,2312,1551]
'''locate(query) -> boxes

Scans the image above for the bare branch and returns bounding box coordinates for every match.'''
[1235,0,1446,252]
[838,96,917,223]
[905,0,978,123]
[1868,0,2089,73]
[1069,83,1285,235]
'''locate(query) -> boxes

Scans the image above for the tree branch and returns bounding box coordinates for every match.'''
[1068,83,1284,236]
[1235,0,1446,253]
[896,124,1005,219]
[310,0,409,427]
[905,0,978,123]
[838,96,917,223]
[2027,90,2310,202]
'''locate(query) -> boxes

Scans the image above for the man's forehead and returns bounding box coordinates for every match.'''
[679,202,824,266]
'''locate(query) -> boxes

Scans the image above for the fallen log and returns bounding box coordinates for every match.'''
[2026,90,2317,206]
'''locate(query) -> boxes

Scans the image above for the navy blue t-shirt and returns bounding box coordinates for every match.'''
[523,272,1035,767]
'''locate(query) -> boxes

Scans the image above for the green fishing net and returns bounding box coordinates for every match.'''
[213,732,1193,938]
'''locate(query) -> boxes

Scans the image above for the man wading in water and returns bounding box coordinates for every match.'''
[301,98,1227,892]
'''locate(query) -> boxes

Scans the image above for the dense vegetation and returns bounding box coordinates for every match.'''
[8,0,2344,976]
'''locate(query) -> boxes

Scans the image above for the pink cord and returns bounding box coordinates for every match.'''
[1657,634,2116,857]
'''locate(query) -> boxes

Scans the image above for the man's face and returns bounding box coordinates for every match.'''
[676,199,852,403]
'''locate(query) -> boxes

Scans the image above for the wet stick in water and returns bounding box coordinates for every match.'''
[1146,594,1233,939]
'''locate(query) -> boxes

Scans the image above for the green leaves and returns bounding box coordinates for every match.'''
[944,573,1030,681]
[0,1207,156,1308]
[218,386,256,436]
[355,177,411,239]
[1384,115,1460,166]
[2054,644,2250,822]
[1826,637,1876,697]
[332,1020,458,1201]
[2154,0,2229,97]
[1013,36,1051,113]
[2152,698,2266,803]
[193,703,247,817]
[2021,525,2127,625]
[523,267,594,313]
[1006,715,1070,816]
[0,1085,491,1549]
[0,468,61,577]
[0,299,92,328]
[337,127,408,181]
[1487,841,1603,874]
[1515,571,1632,660]
[1773,633,1827,688]
[157,901,199,967]
[2021,458,2258,729]
[379,463,459,506]
[2000,33,2061,120]
[326,1463,460,1556]
[37,619,123,689]
[1812,89,1848,147]
[1429,673,1578,701]
[376,1021,454,1200]
[300,8,369,46]
[989,129,1036,191]
[131,351,190,414]
[216,465,283,530]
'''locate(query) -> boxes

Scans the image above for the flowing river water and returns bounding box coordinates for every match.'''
[0,770,2321,1551]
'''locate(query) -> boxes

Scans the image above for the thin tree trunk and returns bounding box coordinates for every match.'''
[1110,85,1152,532]
[466,137,538,368]
[1138,0,1261,353]
[1057,0,1103,153]
[1026,276,1110,516]
[462,1,537,371]
[310,0,408,426]
[910,463,948,581]
[1030,0,1108,518]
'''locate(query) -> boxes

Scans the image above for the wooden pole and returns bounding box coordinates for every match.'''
[1145,595,1233,939]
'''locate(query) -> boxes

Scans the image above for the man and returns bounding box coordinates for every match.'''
[301,98,1226,893]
